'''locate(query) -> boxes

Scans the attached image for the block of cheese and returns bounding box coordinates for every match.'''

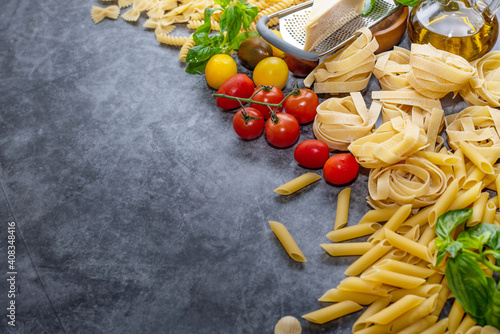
[303,0,365,51]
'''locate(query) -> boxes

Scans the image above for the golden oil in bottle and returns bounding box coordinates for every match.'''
[408,0,499,61]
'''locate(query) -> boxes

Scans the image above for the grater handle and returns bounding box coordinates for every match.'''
[256,16,319,61]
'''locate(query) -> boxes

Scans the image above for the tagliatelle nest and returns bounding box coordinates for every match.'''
[367,155,448,209]
[460,51,500,108]
[313,92,381,151]
[373,46,411,91]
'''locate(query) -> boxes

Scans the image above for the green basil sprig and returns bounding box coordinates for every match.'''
[435,209,500,330]
[362,0,419,17]
[185,0,259,74]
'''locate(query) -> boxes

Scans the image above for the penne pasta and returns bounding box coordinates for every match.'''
[453,148,467,188]
[361,268,426,289]
[334,188,351,229]
[420,318,448,334]
[353,296,392,332]
[320,242,374,256]
[482,199,497,225]
[345,239,393,276]
[337,277,389,296]
[358,207,401,224]
[327,223,381,242]
[460,141,494,174]
[448,299,465,334]
[396,315,438,334]
[318,288,380,305]
[455,315,476,334]
[274,172,322,195]
[448,181,483,210]
[385,229,434,263]
[414,151,459,165]
[467,192,489,226]
[428,178,459,227]
[365,295,425,325]
[391,293,439,332]
[268,221,306,262]
[373,259,435,278]
[389,284,442,302]
[369,204,412,243]
[302,300,363,324]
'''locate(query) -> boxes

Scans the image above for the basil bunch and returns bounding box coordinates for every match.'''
[185,0,259,74]
[435,209,500,329]
[362,0,419,16]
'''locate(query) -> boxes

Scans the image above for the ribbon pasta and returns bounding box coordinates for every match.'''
[313,92,381,151]
[460,51,500,108]
[373,46,411,91]
[304,27,378,94]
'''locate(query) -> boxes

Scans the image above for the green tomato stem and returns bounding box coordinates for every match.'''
[213,91,293,108]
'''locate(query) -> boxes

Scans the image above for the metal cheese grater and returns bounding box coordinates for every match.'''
[256,0,402,61]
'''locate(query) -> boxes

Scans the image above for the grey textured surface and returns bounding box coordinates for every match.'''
[0,1,499,333]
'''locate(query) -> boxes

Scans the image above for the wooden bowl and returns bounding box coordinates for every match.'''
[370,6,409,54]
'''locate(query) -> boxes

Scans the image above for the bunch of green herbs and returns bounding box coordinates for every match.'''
[185,0,259,74]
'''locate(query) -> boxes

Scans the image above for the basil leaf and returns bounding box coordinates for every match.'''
[220,5,243,41]
[467,223,500,250]
[487,290,500,329]
[194,8,217,34]
[237,0,258,29]
[185,60,208,75]
[435,209,472,241]
[446,253,492,326]
[445,241,463,259]
[231,31,260,50]
[362,0,376,16]
[185,45,212,63]
[193,32,210,46]
[214,0,231,9]
[395,0,420,6]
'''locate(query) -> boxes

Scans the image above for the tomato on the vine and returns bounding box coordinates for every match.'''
[265,112,300,148]
[323,153,359,185]
[250,86,285,120]
[232,107,264,140]
[216,74,255,110]
[294,139,329,169]
[283,88,319,124]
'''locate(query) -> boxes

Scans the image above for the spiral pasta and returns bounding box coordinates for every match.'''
[157,34,189,46]
[348,116,428,168]
[313,92,381,151]
[304,27,378,94]
[178,35,195,62]
[460,51,500,108]
[367,156,448,209]
[406,43,476,99]
[256,0,294,20]
[187,19,221,31]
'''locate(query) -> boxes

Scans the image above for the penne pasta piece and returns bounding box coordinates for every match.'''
[334,188,351,229]
[401,206,434,229]
[365,295,425,325]
[482,199,497,225]
[453,148,467,188]
[414,151,459,165]
[389,284,442,302]
[496,175,500,208]
[428,178,460,227]
[448,181,483,210]
[320,242,373,256]
[418,224,436,247]
[420,318,448,334]
[361,268,426,289]
[391,293,439,332]
[318,288,380,305]
[455,315,476,334]
[373,259,435,278]
[274,172,322,195]
[326,223,381,242]
[337,277,389,296]
[402,224,420,241]
[358,207,401,224]
[369,204,412,243]
[385,229,434,263]
[345,239,393,276]
[353,295,392,332]
[396,315,438,334]
[467,192,489,226]
[302,300,363,324]
[460,141,494,174]
[268,221,306,262]
[448,299,465,334]
[431,277,450,317]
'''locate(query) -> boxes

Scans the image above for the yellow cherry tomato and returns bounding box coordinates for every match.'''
[205,54,238,89]
[270,30,285,58]
[253,57,289,90]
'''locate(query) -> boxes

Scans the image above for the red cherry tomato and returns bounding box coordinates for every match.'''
[294,139,330,169]
[265,113,300,148]
[216,74,255,110]
[283,88,319,124]
[232,107,264,140]
[250,86,285,120]
[323,153,359,185]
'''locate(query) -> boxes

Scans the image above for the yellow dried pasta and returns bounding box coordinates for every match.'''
[91,5,120,24]
[304,27,378,94]
[157,34,189,46]
[313,92,381,151]
[373,46,411,91]
[348,116,428,168]
[121,0,151,22]
[187,19,221,31]
[407,43,476,99]
[460,51,500,107]
[178,34,195,62]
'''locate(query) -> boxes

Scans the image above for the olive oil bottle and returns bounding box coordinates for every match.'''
[408,0,499,61]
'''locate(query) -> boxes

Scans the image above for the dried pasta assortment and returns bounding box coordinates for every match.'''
[313,92,381,151]
[304,27,379,94]
[460,51,500,107]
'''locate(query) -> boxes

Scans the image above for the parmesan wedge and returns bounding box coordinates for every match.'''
[303,0,364,51]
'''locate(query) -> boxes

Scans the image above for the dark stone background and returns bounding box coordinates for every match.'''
[0,1,498,333]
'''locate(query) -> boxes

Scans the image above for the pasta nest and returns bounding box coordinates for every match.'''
[381,103,444,137]
[367,155,448,209]
[460,51,500,108]
[406,43,476,99]
[304,27,378,95]
[348,116,428,169]
[313,92,381,151]
[445,105,500,151]
[373,46,411,91]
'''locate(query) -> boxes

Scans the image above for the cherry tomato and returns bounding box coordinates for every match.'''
[250,86,285,120]
[323,153,359,185]
[253,57,289,90]
[233,107,264,140]
[265,113,300,148]
[284,53,319,77]
[284,88,319,124]
[205,54,237,89]
[216,74,255,110]
[294,139,330,169]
